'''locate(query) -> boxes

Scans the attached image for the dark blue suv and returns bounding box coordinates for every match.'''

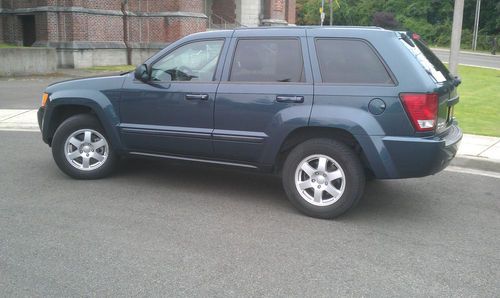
[38,27,462,218]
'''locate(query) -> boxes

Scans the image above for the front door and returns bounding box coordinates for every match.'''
[120,39,225,157]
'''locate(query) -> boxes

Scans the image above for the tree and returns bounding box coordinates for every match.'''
[372,11,399,29]
[295,0,499,50]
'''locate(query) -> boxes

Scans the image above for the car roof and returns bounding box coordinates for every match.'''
[233,25,392,38]
[235,25,384,31]
[188,26,391,39]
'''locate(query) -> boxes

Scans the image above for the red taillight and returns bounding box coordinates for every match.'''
[400,93,438,132]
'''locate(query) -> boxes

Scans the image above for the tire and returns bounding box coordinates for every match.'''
[282,138,365,219]
[51,114,117,179]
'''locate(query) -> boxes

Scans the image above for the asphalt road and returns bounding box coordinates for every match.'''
[1,131,499,296]
[432,48,500,69]
[0,76,74,109]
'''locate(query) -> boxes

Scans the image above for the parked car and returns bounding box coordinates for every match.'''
[38,27,462,218]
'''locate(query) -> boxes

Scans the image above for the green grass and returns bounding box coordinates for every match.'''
[84,65,135,72]
[0,43,23,48]
[454,65,500,137]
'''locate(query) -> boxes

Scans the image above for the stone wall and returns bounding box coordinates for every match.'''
[0,47,57,76]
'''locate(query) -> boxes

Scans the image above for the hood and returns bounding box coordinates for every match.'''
[46,74,127,94]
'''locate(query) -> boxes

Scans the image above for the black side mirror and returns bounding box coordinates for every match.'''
[134,64,150,82]
[453,75,461,87]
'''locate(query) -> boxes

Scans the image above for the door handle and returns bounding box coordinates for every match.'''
[276,95,304,103]
[185,94,209,100]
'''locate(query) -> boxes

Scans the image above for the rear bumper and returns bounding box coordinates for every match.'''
[363,123,462,179]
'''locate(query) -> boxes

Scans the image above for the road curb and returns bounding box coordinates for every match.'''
[451,156,500,174]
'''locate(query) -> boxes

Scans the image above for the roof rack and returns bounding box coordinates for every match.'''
[234,25,384,30]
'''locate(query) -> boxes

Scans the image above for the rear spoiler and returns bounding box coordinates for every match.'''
[397,31,422,48]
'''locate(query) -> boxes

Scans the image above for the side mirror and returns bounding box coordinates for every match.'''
[134,64,150,82]
[453,75,461,87]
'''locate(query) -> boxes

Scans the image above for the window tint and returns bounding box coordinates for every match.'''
[315,39,393,85]
[230,39,304,83]
[151,40,223,82]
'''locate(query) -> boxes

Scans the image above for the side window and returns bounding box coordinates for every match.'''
[230,38,305,83]
[151,39,224,82]
[315,39,393,85]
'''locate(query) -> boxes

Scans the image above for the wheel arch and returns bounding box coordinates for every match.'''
[274,126,374,176]
[44,101,122,150]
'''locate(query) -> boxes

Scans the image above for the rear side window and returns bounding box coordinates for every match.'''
[399,34,452,83]
[315,39,394,85]
[230,39,305,83]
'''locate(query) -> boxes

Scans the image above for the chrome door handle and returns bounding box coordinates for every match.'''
[185,94,209,100]
[276,95,304,103]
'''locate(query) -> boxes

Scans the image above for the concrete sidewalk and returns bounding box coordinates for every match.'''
[1,108,499,164]
[0,109,39,131]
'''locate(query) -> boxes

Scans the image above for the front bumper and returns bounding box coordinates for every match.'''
[37,106,44,131]
[37,106,52,145]
[364,123,462,179]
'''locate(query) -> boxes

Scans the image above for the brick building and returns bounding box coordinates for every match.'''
[0,0,295,68]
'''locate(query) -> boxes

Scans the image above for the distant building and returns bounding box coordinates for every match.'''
[0,0,295,68]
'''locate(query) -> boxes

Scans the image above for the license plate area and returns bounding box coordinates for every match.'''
[446,105,454,123]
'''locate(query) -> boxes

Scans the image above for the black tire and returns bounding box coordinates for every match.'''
[51,114,117,179]
[282,138,365,219]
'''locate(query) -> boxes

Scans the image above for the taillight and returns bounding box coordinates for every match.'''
[400,93,438,132]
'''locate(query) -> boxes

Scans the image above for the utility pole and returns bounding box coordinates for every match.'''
[329,0,333,26]
[472,0,481,51]
[449,0,464,75]
[320,0,325,26]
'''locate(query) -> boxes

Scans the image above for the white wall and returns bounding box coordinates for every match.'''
[238,0,261,27]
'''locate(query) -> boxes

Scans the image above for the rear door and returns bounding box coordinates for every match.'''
[213,29,314,165]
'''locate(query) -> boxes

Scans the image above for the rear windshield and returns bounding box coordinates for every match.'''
[399,33,452,83]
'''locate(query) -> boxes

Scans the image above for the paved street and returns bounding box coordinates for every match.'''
[0,76,73,109]
[0,74,92,109]
[432,48,500,69]
[0,131,499,296]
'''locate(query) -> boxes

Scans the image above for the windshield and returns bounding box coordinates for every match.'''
[399,32,452,83]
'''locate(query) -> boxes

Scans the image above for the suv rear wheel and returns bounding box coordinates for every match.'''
[282,138,365,219]
[52,114,117,179]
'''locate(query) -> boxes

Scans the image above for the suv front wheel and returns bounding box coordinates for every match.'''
[51,114,117,179]
[282,138,365,219]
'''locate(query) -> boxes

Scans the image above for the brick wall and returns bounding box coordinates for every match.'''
[211,0,236,24]
[286,0,296,24]
[35,12,48,42]
[1,14,21,45]
[0,0,207,46]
